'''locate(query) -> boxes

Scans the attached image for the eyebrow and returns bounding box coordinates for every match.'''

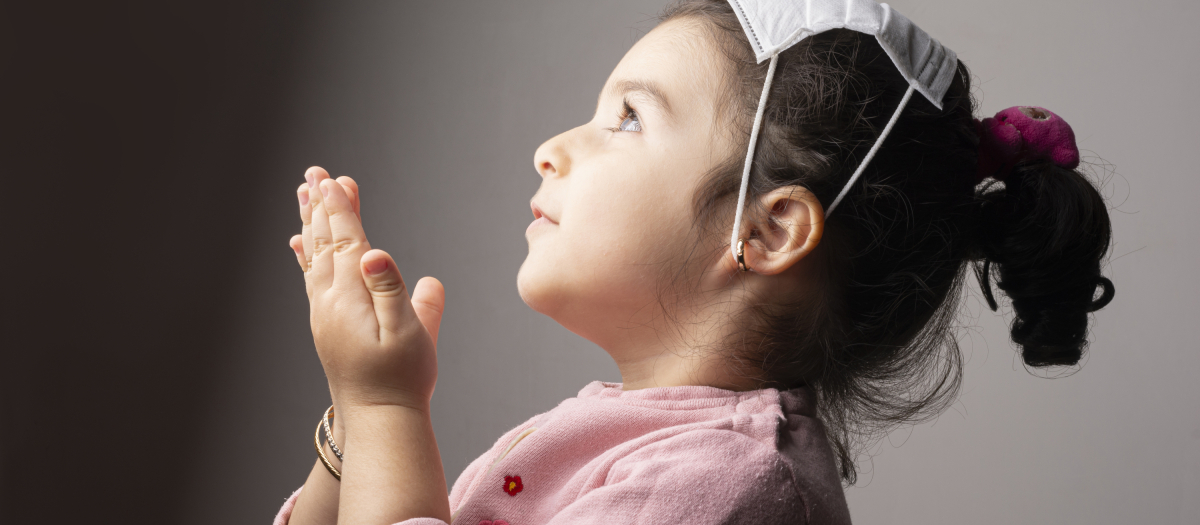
[605,78,673,115]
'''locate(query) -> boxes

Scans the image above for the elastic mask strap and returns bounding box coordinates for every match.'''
[729,60,916,259]
[825,84,916,215]
[730,54,779,260]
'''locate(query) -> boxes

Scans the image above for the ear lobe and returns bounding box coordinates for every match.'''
[740,186,824,276]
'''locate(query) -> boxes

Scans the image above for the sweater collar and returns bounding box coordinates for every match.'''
[576,380,814,417]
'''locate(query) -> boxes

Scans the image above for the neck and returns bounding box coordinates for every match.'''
[549,256,804,393]
[613,348,761,391]
[596,288,765,392]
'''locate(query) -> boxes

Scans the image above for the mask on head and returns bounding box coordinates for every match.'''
[725,0,958,261]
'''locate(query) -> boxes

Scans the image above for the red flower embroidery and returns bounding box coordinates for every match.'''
[502,475,523,496]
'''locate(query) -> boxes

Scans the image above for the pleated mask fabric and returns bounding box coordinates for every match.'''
[726,0,957,109]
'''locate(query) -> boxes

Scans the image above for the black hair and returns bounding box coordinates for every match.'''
[661,0,1115,483]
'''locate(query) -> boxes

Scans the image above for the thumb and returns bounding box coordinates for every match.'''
[410,276,445,346]
[360,249,416,337]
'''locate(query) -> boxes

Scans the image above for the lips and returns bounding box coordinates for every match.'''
[527,201,558,234]
[530,201,558,225]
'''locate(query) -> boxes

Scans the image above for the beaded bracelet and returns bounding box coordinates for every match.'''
[314,416,341,481]
[322,405,343,461]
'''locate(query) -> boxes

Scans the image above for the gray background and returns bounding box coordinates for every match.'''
[187,0,1200,523]
[4,1,1196,524]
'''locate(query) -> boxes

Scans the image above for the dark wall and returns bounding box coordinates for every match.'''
[0,2,638,522]
[1,2,312,523]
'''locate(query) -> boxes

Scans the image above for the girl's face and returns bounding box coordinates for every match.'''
[518,19,737,351]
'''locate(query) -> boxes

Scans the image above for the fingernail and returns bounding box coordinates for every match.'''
[364,258,388,275]
[319,184,328,198]
[306,173,314,187]
[298,190,309,206]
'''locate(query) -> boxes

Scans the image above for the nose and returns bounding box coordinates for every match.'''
[533,129,572,179]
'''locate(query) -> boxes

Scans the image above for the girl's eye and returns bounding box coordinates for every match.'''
[618,113,641,132]
[616,101,642,132]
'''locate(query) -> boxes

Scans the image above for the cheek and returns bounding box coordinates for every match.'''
[518,161,697,318]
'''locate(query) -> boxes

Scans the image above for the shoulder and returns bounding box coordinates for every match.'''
[611,426,782,467]
[601,406,850,525]
[606,428,810,524]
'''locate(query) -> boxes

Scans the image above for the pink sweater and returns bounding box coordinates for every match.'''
[274,381,851,524]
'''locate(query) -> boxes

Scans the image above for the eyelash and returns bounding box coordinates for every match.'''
[607,99,642,133]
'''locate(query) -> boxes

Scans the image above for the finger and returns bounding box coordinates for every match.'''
[336,176,360,221]
[297,182,318,301]
[410,277,446,347]
[289,234,306,271]
[297,183,314,271]
[307,166,335,293]
[360,250,420,337]
[289,234,313,299]
[319,178,373,293]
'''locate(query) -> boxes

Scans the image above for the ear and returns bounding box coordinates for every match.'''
[739,186,824,275]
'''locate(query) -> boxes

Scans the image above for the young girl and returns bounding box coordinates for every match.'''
[277,1,1114,523]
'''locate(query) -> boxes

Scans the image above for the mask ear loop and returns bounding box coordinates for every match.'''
[730,54,780,271]
[729,56,918,269]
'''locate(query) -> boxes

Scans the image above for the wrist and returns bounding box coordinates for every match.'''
[340,400,431,426]
[338,388,432,416]
[333,399,449,523]
[339,403,433,454]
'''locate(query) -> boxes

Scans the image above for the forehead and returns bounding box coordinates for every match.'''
[605,19,726,123]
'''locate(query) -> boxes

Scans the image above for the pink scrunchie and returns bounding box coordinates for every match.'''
[975,106,1080,181]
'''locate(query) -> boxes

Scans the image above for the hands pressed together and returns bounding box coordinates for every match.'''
[286,166,452,524]
[289,166,445,414]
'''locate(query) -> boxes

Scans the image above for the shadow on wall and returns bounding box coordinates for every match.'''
[0,1,314,524]
[3,1,644,523]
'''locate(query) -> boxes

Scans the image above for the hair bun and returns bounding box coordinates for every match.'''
[975,161,1113,368]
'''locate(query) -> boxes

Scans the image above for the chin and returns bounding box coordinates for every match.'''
[517,260,611,349]
[516,253,597,326]
[516,256,557,316]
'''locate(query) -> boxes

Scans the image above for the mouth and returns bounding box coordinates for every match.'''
[528,201,558,234]
[530,201,558,225]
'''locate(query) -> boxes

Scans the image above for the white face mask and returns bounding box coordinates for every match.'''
[725,0,958,260]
